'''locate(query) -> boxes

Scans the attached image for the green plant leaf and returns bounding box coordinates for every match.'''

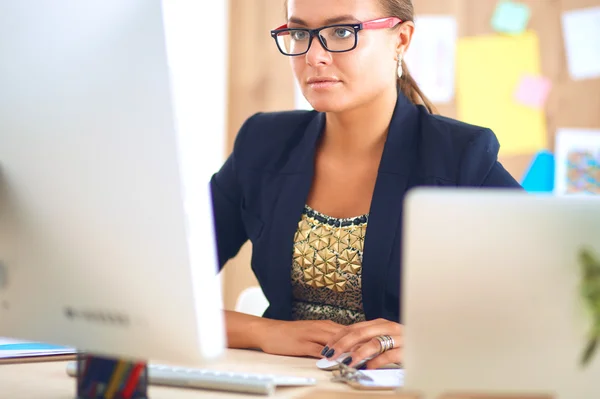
[581,336,598,367]
[578,248,600,368]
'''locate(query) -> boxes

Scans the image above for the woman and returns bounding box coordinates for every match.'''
[210,0,522,370]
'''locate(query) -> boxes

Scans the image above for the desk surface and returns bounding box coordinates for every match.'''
[0,349,400,398]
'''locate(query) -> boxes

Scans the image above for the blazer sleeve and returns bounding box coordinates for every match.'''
[459,128,523,189]
[481,161,523,188]
[209,113,260,270]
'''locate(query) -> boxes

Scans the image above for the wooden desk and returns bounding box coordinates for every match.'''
[0,349,400,398]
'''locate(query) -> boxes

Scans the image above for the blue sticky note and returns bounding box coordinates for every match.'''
[491,0,531,35]
[521,150,555,192]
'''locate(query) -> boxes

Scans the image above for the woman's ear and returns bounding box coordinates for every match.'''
[395,21,415,56]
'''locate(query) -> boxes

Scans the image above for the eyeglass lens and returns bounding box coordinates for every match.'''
[275,26,357,55]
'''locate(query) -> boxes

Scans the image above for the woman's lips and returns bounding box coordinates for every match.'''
[306,78,341,90]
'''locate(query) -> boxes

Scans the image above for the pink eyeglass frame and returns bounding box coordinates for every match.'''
[270,16,403,55]
[272,16,403,32]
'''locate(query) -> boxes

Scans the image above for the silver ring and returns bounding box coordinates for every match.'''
[385,335,395,351]
[376,335,394,354]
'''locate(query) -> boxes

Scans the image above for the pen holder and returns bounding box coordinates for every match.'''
[75,352,149,399]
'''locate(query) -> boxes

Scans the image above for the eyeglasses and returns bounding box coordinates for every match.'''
[270,17,402,56]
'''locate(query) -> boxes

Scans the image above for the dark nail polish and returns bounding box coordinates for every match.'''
[342,356,352,365]
[357,364,367,370]
[325,348,335,358]
[320,346,329,356]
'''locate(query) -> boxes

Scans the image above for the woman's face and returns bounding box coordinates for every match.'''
[286,0,401,113]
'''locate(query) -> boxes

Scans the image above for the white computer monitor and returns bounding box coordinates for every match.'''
[0,0,227,366]
[402,188,600,399]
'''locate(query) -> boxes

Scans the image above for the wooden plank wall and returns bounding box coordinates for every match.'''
[221,0,293,310]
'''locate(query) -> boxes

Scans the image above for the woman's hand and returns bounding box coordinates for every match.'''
[255,319,346,358]
[321,318,403,369]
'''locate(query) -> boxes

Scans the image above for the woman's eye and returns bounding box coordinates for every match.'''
[334,28,352,38]
[291,30,309,40]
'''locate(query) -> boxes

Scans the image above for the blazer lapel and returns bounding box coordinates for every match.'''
[263,94,420,321]
[266,112,324,320]
[361,93,421,320]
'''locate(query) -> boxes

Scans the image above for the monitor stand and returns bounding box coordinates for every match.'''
[75,352,148,399]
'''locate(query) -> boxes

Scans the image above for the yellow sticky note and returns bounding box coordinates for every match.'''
[456,31,547,156]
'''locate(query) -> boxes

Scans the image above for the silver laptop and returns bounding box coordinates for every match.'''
[402,188,600,399]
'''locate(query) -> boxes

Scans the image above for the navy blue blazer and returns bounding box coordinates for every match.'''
[210,92,522,323]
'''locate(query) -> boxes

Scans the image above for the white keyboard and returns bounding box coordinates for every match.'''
[65,362,317,395]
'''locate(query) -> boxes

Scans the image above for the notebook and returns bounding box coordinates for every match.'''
[0,337,75,360]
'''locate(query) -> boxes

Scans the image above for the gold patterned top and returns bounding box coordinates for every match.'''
[291,205,367,325]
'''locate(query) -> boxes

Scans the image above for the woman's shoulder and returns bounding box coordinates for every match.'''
[418,109,500,154]
[415,107,518,186]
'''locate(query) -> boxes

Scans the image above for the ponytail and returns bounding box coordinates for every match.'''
[397,59,438,114]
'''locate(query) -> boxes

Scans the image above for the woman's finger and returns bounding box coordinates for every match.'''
[267,339,323,358]
[364,347,402,370]
[324,321,403,359]
[310,322,354,352]
[304,341,327,359]
[346,336,384,367]
[347,335,402,368]
[310,328,340,346]
[322,318,387,352]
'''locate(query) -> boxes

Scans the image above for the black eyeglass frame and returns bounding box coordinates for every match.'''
[270,23,363,56]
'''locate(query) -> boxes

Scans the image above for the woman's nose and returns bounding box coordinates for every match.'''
[305,35,332,66]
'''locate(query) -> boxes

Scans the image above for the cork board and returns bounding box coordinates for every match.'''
[412,0,600,181]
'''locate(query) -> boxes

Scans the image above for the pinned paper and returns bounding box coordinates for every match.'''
[491,0,531,35]
[514,75,552,108]
[456,31,547,156]
[554,128,600,195]
[404,15,457,104]
[521,150,555,192]
[561,7,600,81]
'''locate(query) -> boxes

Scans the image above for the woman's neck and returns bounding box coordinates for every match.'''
[321,87,398,157]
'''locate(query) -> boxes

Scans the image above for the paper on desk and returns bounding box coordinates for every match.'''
[0,337,74,359]
[356,369,404,388]
[404,15,457,104]
[456,30,547,156]
[561,7,600,81]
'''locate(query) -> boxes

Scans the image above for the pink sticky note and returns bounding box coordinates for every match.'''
[514,75,552,108]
